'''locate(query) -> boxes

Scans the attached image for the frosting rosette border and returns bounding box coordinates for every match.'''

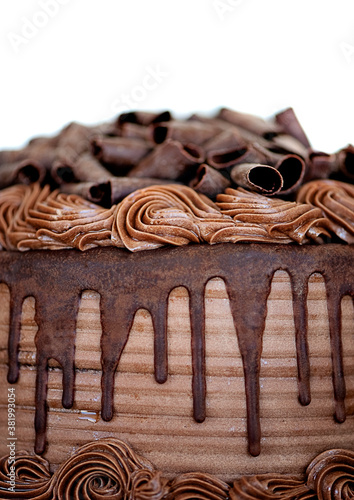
[0,439,353,499]
[0,182,342,252]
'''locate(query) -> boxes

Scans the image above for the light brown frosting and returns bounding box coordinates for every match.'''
[215,187,331,244]
[0,183,339,252]
[1,439,353,499]
[297,179,354,243]
[112,184,233,251]
[0,183,119,251]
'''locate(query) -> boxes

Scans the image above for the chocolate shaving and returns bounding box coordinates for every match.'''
[109,177,174,204]
[52,153,114,185]
[230,163,283,195]
[275,107,311,148]
[152,120,220,145]
[119,122,154,141]
[337,144,354,180]
[59,181,112,205]
[128,139,204,180]
[91,136,151,172]
[203,129,248,153]
[190,163,231,197]
[217,107,282,139]
[117,110,171,127]
[0,159,46,188]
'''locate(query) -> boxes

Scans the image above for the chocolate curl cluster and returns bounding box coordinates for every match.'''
[306,145,354,182]
[2,107,352,205]
[297,179,354,243]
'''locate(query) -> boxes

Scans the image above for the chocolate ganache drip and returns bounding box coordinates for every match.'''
[0,243,353,457]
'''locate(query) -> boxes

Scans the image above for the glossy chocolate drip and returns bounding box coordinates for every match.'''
[0,244,353,457]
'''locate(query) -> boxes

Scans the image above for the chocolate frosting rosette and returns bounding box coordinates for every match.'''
[0,183,118,251]
[297,179,354,243]
[214,187,331,244]
[112,184,233,251]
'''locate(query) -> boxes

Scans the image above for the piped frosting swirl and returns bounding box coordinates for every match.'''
[297,179,354,243]
[0,439,353,500]
[113,184,233,251]
[0,183,341,251]
[215,187,331,244]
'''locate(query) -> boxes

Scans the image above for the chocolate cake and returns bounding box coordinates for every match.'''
[0,108,353,499]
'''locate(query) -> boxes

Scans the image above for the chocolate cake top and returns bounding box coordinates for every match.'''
[0,107,353,249]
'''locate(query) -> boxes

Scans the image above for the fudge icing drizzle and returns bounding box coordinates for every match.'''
[0,243,353,456]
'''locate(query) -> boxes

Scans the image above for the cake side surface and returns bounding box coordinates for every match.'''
[0,244,353,485]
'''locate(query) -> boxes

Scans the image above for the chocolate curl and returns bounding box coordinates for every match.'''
[91,136,151,172]
[108,177,174,203]
[0,159,46,189]
[275,107,311,148]
[203,129,248,153]
[117,110,171,127]
[207,146,250,170]
[118,122,154,141]
[152,120,220,146]
[337,144,354,180]
[306,145,354,182]
[0,137,58,171]
[268,134,309,158]
[240,143,306,195]
[273,154,306,195]
[59,181,112,205]
[57,122,96,160]
[230,163,283,195]
[217,108,282,140]
[189,163,231,197]
[0,150,23,165]
[128,139,204,180]
[306,151,338,181]
[52,153,115,185]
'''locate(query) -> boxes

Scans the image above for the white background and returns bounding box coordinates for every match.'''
[0,0,353,152]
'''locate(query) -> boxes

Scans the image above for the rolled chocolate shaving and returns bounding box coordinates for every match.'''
[275,107,311,148]
[217,108,282,139]
[52,153,115,185]
[203,129,248,153]
[0,159,46,189]
[117,110,171,127]
[269,134,309,158]
[0,150,24,166]
[230,163,283,195]
[207,146,251,170]
[0,137,58,171]
[274,154,306,194]
[152,120,220,146]
[306,151,338,181]
[59,181,112,205]
[109,177,174,204]
[118,122,154,141]
[128,139,204,180]
[91,136,151,172]
[57,122,96,159]
[337,144,354,180]
[189,163,231,197]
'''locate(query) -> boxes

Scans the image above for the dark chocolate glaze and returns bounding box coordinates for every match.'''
[0,244,353,457]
